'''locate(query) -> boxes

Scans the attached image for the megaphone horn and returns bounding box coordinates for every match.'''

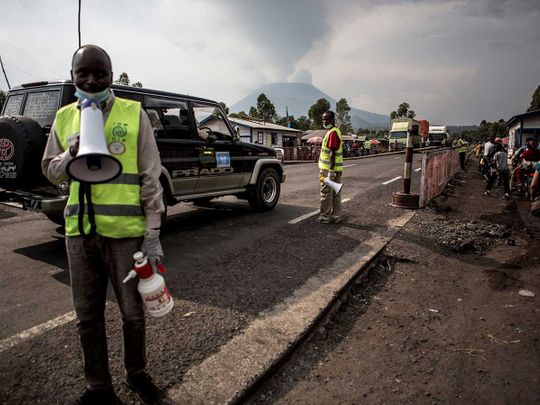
[66,99,122,184]
[323,177,343,194]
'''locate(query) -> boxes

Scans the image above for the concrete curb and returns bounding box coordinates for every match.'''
[167,211,416,404]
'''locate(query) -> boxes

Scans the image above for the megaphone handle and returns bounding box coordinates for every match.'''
[78,182,97,237]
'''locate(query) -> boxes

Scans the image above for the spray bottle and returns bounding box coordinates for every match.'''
[123,251,173,317]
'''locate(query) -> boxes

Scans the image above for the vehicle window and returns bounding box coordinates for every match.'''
[389,131,407,139]
[114,90,144,103]
[192,102,232,140]
[23,90,61,126]
[144,97,191,139]
[3,94,24,116]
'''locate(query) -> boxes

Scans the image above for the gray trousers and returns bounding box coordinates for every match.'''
[66,235,146,390]
[320,171,343,219]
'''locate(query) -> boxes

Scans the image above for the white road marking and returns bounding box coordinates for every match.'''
[343,164,357,167]
[382,176,402,185]
[0,311,76,353]
[394,157,401,159]
[414,167,422,172]
[288,198,351,224]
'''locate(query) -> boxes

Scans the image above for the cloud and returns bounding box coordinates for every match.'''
[288,68,312,84]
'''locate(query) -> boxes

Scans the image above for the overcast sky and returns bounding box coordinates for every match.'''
[1,0,539,124]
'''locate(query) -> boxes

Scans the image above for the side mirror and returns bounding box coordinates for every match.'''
[233,126,241,142]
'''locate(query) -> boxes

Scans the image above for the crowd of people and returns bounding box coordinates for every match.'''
[474,135,540,203]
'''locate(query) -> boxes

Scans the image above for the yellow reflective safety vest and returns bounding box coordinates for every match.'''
[55,98,146,238]
[458,138,468,153]
[318,127,343,172]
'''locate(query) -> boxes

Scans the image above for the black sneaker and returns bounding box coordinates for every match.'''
[76,387,121,405]
[126,372,162,404]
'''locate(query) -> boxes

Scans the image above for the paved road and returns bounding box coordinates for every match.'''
[0,153,422,403]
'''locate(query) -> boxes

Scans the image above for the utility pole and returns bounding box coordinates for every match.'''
[0,54,11,90]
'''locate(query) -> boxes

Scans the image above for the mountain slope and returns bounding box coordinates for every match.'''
[230,82,388,129]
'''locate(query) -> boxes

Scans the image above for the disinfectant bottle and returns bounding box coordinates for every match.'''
[122,251,173,317]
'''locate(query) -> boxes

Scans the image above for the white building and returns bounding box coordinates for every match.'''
[227,117,302,146]
[505,109,540,155]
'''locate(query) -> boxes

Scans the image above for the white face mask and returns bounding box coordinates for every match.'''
[323,123,333,129]
[74,86,110,103]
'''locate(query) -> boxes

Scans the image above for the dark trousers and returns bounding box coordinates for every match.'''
[459,151,466,169]
[66,235,146,390]
[486,169,510,194]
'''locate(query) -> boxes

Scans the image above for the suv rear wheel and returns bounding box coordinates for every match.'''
[0,116,45,189]
[248,167,280,211]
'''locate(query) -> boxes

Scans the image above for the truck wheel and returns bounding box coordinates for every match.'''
[248,167,280,211]
[0,116,45,189]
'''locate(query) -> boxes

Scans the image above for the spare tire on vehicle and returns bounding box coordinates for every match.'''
[0,116,47,189]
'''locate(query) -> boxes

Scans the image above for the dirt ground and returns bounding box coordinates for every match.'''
[248,160,540,404]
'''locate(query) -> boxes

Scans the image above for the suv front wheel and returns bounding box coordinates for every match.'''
[248,167,280,211]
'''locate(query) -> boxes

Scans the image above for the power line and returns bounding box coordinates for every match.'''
[0,54,11,89]
[78,0,82,47]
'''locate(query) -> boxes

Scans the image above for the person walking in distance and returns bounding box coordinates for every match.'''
[42,45,165,405]
[457,135,468,170]
[317,111,343,224]
[484,143,510,199]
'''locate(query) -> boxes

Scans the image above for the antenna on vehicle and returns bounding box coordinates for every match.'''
[0,54,11,90]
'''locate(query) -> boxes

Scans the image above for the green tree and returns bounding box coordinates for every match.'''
[114,72,143,87]
[296,116,312,131]
[390,102,415,119]
[527,84,540,112]
[0,90,6,112]
[308,98,331,129]
[229,111,249,119]
[336,97,353,134]
[255,93,276,122]
[219,102,230,115]
[248,106,260,118]
[397,102,410,117]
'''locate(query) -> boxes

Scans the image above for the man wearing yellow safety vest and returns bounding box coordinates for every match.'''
[317,111,343,224]
[458,135,468,170]
[42,45,164,405]
[363,138,372,155]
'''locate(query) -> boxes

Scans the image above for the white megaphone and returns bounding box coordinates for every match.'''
[324,176,343,194]
[66,99,122,183]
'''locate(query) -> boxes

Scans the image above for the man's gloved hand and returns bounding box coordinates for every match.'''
[141,228,163,271]
[328,170,337,180]
[319,171,326,182]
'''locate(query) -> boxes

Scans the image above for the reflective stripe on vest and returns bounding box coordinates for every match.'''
[458,139,468,153]
[55,98,146,238]
[318,127,343,172]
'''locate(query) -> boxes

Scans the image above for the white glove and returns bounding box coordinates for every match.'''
[141,228,163,271]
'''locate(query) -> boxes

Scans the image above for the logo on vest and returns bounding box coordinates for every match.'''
[112,123,128,138]
[109,141,126,155]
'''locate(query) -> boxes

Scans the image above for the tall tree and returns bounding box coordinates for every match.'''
[308,98,331,129]
[115,72,130,86]
[336,97,353,134]
[255,93,276,122]
[390,102,415,119]
[219,102,229,115]
[114,72,143,87]
[249,106,260,118]
[296,116,312,131]
[397,102,410,118]
[527,84,540,112]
